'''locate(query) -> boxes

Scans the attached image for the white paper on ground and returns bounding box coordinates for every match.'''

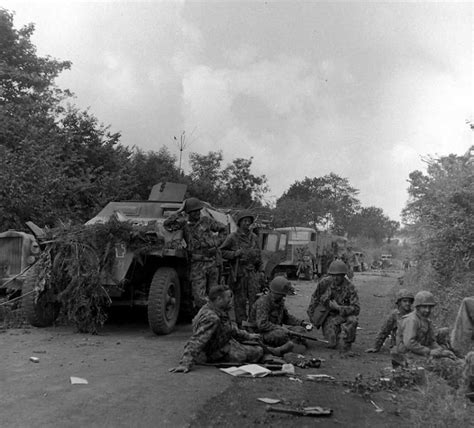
[70,376,88,385]
[220,364,271,377]
[257,398,281,404]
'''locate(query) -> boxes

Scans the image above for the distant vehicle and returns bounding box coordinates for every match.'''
[258,226,347,279]
[380,254,393,269]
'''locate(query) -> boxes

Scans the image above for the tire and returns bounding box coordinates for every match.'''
[147,267,181,335]
[22,262,59,327]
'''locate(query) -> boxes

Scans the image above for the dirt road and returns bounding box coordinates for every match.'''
[1,271,406,427]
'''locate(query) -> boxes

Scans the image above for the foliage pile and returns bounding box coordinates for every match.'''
[32,217,165,333]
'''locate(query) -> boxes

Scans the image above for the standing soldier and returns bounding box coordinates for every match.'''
[164,197,227,313]
[366,289,414,353]
[220,210,262,327]
[307,260,360,352]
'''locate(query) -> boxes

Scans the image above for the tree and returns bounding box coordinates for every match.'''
[402,149,474,276]
[274,173,360,233]
[347,206,399,243]
[187,151,225,204]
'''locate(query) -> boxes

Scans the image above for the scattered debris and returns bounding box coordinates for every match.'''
[306,374,335,381]
[281,363,295,374]
[33,350,47,354]
[29,357,39,363]
[370,400,384,413]
[267,405,333,417]
[257,398,281,404]
[70,376,88,385]
[288,377,303,383]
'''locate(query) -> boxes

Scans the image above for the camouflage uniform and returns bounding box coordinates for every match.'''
[371,307,412,351]
[307,276,360,348]
[179,302,263,370]
[250,294,306,347]
[164,214,227,310]
[220,229,262,326]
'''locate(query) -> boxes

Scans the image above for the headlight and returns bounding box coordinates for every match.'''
[30,241,40,255]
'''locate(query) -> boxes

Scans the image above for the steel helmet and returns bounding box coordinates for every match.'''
[184,197,203,214]
[236,210,255,225]
[414,290,436,307]
[396,289,415,303]
[269,276,291,296]
[328,260,348,275]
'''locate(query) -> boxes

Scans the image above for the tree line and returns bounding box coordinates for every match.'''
[0,9,398,243]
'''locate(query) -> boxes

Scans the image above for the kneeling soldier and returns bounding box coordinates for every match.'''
[307,260,360,352]
[250,276,312,356]
[170,285,263,373]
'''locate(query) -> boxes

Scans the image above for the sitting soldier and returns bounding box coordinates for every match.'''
[249,276,312,356]
[366,289,414,353]
[170,285,263,373]
[307,260,360,352]
[391,290,456,367]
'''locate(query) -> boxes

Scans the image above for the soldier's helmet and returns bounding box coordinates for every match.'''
[327,260,348,275]
[396,289,415,303]
[414,290,436,307]
[269,276,292,296]
[236,210,255,225]
[184,197,203,214]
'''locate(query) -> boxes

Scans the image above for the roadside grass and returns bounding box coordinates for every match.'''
[409,373,473,428]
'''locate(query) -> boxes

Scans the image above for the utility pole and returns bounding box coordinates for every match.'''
[173,131,187,176]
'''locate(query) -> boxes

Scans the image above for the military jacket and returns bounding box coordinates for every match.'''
[180,302,253,369]
[396,311,439,356]
[373,308,411,349]
[164,214,227,260]
[220,229,262,274]
[250,294,303,333]
[307,275,360,319]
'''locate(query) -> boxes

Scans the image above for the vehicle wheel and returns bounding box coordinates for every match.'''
[22,262,59,327]
[148,267,181,335]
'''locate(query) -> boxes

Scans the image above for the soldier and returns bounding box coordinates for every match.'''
[307,260,360,352]
[249,276,313,356]
[450,296,474,358]
[391,291,456,367]
[169,285,263,373]
[220,210,262,327]
[164,197,227,312]
[365,289,414,353]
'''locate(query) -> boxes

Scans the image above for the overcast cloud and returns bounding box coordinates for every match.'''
[3,1,473,220]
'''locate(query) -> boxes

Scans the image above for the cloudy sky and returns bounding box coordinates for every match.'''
[4,1,473,220]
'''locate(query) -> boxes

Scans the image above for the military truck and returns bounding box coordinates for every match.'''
[0,230,40,297]
[258,226,348,280]
[23,182,236,334]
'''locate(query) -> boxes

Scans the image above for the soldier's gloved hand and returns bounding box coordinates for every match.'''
[169,364,190,373]
[328,300,340,312]
[365,347,380,353]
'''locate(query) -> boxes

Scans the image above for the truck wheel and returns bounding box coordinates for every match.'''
[148,267,181,335]
[22,263,59,327]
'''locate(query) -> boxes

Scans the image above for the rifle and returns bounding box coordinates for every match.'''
[286,330,329,344]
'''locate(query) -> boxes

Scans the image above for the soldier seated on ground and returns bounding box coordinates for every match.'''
[391,291,456,367]
[307,260,360,353]
[366,289,414,353]
[169,285,263,373]
[249,276,313,356]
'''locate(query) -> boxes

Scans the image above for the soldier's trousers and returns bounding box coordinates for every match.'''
[231,271,258,326]
[262,326,307,347]
[207,338,263,364]
[450,297,474,357]
[190,261,219,310]
[322,314,358,348]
